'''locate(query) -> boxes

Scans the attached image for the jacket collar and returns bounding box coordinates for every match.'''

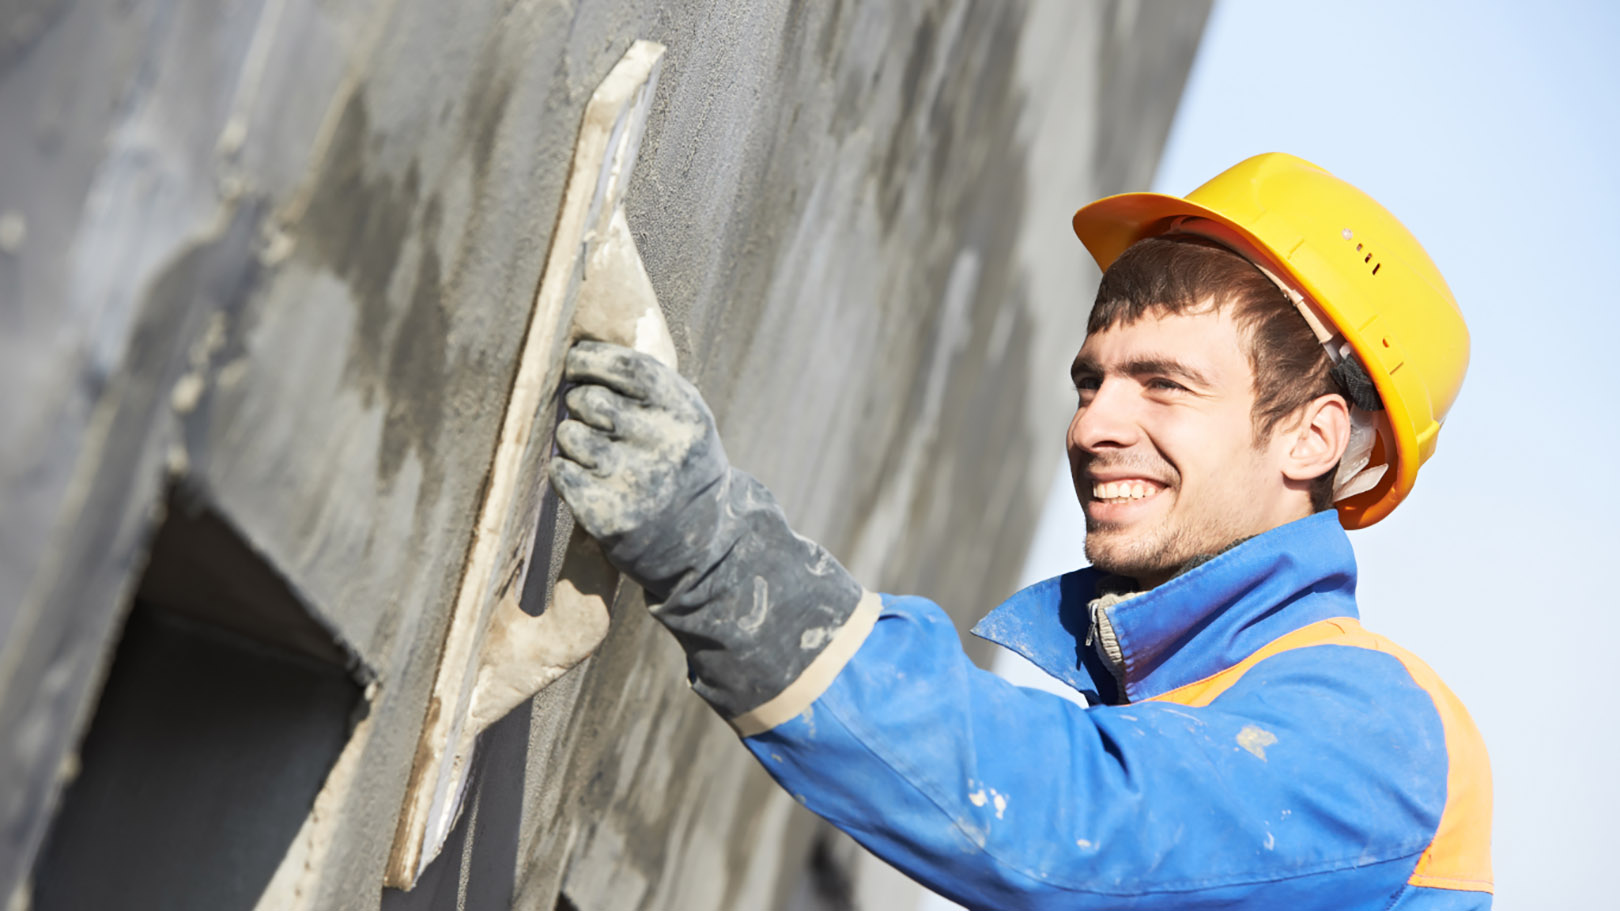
[970,511,1359,704]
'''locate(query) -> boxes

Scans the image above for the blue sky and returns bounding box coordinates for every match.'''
[1004,2,1617,906]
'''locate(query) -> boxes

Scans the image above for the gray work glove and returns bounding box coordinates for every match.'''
[548,341,864,719]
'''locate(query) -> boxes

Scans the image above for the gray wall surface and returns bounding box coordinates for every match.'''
[0,1,1208,908]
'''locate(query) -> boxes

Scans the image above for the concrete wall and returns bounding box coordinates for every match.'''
[0,1,1207,908]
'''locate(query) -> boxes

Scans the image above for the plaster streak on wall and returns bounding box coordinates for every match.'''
[845,247,980,583]
[1,1,1210,908]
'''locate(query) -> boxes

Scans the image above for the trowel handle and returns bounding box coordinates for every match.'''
[467,523,618,729]
[467,204,673,726]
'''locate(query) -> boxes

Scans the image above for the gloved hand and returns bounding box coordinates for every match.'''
[548,341,866,721]
[549,340,729,599]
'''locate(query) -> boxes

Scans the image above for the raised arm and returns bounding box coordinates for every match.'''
[548,342,1453,911]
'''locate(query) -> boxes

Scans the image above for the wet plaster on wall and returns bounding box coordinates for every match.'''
[640,0,1046,614]
[299,96,450,493]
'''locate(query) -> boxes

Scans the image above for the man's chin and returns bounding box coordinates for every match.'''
[1082,531,1174,585]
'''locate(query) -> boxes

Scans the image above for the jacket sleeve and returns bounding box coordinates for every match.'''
[738,593,1451,910]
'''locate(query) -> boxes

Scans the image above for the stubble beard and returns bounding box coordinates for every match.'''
[1074,453,1201,584]
[1083,516,1200,585]
[1082,500,1255,587]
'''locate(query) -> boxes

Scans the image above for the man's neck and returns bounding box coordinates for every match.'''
[1130,534,1258,591]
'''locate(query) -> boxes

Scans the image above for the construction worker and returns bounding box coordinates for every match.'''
[548,153,1493,909]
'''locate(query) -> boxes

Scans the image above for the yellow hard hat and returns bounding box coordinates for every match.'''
[1071,153,1469,528]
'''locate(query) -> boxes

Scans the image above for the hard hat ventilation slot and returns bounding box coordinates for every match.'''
[1348,238,1382,276]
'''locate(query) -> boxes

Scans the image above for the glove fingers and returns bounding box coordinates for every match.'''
[563,383,630,435]
[554,418,618,474]
[548,456,590,503]
[548,457,613,533]
[564,340,662,402]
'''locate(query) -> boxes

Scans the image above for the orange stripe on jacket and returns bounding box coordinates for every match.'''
[1147,617,1492,894]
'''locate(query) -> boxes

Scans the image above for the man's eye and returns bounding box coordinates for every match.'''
[1147,378,1186,392]
[1073,376,1100,392]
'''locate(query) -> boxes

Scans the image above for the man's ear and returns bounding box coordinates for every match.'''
[1281,393,1351,484]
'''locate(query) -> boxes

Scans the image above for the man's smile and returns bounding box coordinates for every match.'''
[1089,478,1167,502]
[1083,473,1173,527]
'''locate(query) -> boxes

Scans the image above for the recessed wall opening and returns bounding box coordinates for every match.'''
[31,484,368,911]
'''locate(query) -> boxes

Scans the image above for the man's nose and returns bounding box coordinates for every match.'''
[1068,382,1142,452]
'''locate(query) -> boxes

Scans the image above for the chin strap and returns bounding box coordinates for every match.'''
[1164,219,1390,504]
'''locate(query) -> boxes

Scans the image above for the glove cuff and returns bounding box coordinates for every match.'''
[722,589,882,736]
[647,469,869,723]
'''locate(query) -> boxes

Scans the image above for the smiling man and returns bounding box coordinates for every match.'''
[1068,235,1353,590]
[549,154,1493,909]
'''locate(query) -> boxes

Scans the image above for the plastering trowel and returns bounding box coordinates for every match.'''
[385,40,672,888]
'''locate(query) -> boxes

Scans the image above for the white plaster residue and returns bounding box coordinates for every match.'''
[1160,706,1206,725]
[968,788,988,808]
[216,114,248,157]
[801,544,837,577]
[737,576,769,633]
[1076,839,1094,850]
[1236,725,1278,761]
[170,372,206,413]
[799,626,835,650]
[633,305,679,367]
[992,790,1007,820]
[0,209,27,253]
[1264,830,1276,851]
[846,249,980,579]
[216,356,249,389]
[259,223,294,264]
[165,443,190,478]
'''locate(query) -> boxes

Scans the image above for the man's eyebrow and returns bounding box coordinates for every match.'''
[1069,354,1213,388]
[1125,357,1213,387]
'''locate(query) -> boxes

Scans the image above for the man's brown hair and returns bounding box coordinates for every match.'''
[1088,235,1339,510]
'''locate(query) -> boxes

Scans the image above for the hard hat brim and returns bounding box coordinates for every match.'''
[1072,191,1237,273]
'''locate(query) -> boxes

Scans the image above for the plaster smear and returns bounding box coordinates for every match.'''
[966,779,1007,819]
[1236,725,1278,761]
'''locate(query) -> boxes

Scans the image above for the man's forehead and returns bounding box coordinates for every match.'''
[1073,309,1248,379]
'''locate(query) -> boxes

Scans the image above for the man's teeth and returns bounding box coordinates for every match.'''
[1092,480,1159,501]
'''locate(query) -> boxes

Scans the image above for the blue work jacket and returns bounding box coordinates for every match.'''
[742,511,1493,909]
